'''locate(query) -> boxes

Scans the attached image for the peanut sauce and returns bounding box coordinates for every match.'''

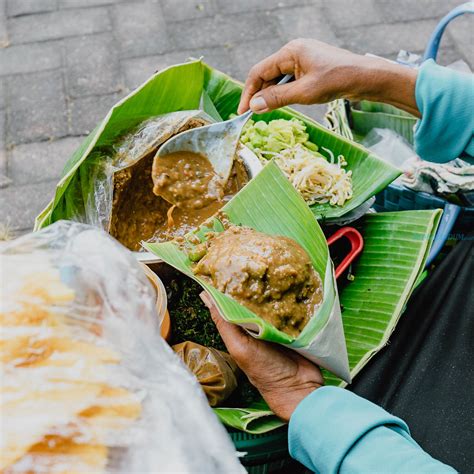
[194,226,323,338]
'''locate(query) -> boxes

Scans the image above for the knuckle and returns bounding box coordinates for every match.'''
[248,63,263,79]
[287,38,304,50]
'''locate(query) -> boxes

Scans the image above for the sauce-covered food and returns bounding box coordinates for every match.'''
[152,157,249,244]
[193,225,323,338]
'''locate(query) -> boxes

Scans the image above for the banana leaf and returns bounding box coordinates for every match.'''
[350,100,417,145]
[212,209,441,433]
[35,59,399,229]
[145,161,350,382]
[324,209,442,386]
[214,401,285,435]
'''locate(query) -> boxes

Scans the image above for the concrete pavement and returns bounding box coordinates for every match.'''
[0,0,472,234]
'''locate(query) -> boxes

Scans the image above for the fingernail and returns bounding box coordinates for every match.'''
[250,96,268,113]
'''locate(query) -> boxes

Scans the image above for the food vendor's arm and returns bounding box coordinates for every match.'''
[289,387,456,473]
[414,59,474,163]
[238,39,474,164]
[200,294,455,473]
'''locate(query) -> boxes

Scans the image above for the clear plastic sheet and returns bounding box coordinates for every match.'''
[0,221,243,473]
[361,128,417,170]
[84,111,212,233]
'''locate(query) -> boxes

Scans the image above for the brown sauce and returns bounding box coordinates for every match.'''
[110,152,249,251]
[153,151,223,210]
[193,226,323,338]
[109,152,169,251]
[152,158,249,243]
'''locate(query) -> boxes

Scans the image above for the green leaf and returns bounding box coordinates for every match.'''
[351,100,417,145]
[214,406,284,435]
[323,209,442,387]
[35,60,206,230]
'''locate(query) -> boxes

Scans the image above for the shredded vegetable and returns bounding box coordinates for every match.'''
[240,118,353,206]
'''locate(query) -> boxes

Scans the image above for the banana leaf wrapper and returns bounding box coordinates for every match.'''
[145,161,351,383]
[213,208,441,433]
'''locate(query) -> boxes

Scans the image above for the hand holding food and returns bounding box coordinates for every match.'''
[238,38,419,117]
[201,292,324,422]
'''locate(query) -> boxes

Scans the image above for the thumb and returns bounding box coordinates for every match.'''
[199,291,248,346]
[249,79,306,113]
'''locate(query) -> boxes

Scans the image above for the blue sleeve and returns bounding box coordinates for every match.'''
[288,386,456,474]
[414,59,474,164]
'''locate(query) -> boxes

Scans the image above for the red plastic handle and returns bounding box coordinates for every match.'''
[327,227,364,280]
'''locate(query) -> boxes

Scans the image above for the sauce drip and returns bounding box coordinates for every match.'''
[151,156,249,244]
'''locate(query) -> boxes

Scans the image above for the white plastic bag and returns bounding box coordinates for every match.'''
[0,221,243,473]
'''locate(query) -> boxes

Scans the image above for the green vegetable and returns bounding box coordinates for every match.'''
[168,275,226,351]
[240,117,320,160]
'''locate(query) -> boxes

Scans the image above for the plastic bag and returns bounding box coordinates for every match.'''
[361,128,418,185]
[88,111,212,250]
[0,221,243,473]
[172,341,239,407]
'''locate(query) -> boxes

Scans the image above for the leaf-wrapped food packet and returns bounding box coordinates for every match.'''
[146,161,351,382]
[172,341,239,407]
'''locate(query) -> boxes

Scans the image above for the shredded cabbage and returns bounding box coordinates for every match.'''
[241,118,353,206]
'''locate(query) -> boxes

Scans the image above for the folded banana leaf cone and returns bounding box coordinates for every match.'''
[145,161,351,383]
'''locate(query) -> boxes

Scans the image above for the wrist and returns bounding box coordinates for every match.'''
[258,381,322,422]
[346,55,419,117]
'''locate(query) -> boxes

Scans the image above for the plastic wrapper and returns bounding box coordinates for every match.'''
[0,221,243,473]
[68,110,212,250]
[172,341,240,407]
[361,128,417,172]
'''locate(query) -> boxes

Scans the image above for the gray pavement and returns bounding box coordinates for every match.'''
[0,0,472,235]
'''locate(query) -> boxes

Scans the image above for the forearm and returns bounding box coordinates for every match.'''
[288,387,455,474]
[342,55,420,117]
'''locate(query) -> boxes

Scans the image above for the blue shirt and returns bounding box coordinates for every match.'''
[289,387,456,473]
[415,59,474,163]
[289,62,473,472]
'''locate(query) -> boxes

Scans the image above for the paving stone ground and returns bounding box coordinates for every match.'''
[0,0,472,235]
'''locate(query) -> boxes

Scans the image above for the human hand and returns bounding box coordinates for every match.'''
[238,38,419,117]
[200,292,324,422]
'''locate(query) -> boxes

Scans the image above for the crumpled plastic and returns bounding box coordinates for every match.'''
[0,220,243,473]
[362,128,474,201]
[83,111,212,243]
[172,341,240,407]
